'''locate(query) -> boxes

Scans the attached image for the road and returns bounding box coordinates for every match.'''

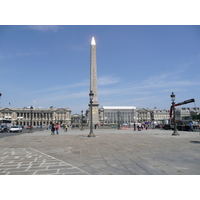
[0,127,47,139]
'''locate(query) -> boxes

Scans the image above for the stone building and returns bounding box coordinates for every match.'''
[86,106,200,126]
[136,108,170,124]
[95,106,137,125]
[0,107,71,127]
[136,108,151,123]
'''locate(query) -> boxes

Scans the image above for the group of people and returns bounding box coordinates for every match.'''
[50,123,69,135]
[50,123,60,135]
[133,122,149,131]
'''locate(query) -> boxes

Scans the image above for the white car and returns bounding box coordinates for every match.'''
[10,125,23,133]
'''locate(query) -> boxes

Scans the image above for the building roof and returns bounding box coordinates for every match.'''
[103,106,136,110]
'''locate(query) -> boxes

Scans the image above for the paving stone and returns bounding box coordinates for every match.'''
[58,168,88,174]
[48,165,74,170]
[0,147,90,175]
[0,129,200,175]
[34,169,58,175]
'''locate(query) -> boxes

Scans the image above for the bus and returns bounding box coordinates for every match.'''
[0,119,12,128]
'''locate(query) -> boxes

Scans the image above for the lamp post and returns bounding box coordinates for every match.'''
[117,111,120,130]
[171,92,179,136]
[151,111,155,129]
[29,106,33,133]
[81,110,84,130]
[40,110,43,131]
[88,90,95,137]
[100,116,102,126]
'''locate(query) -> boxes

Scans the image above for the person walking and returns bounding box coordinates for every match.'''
[133,122,136,131]
[51,123,55,135]
[189,122,193,131]
[138,122,141,131]
[65,124,68,132]
[55,123,60,135]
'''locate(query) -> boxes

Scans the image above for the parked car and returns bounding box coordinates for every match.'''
[155,124,163,128]
[0,125,9,132]
[27,125,33,129]
[10,125,23,133]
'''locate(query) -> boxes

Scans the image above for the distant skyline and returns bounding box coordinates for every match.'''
[0,25,200,114]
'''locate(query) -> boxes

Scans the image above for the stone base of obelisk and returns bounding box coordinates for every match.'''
[88,103,100,126]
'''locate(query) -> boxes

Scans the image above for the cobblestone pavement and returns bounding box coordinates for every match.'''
[0,128,200,175]
[0,147,89,175]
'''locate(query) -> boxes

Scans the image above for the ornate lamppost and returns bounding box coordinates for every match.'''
[28,106,33,133]
[40,110,43,131]
[117,111,120,130]
[81,110,84,130]
[100,116,102,126]
[171,92,179,136]
[88,90,95,137]
[150,111,155,129]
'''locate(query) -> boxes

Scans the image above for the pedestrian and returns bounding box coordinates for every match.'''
[55,123,60,135]
[145,123,148,130]
[189,122,193,131]
[138,122,141,131]
[133,122,136,131]
[65,124,68,132]
[51,123,55,135]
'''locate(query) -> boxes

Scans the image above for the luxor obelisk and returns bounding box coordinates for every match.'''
[89,37,100,125]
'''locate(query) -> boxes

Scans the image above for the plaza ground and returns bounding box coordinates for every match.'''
[0,127,200,175]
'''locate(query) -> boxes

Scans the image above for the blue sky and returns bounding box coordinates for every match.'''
[0,25,200,114]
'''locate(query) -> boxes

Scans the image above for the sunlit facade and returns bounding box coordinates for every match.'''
[0,107,71,126]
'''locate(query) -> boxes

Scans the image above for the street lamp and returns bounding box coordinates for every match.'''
[117,111,120,130]
[40,110,43,131]
[28,106,33,133]
[81,110,84,130]
[171,92,179,136]
[151,111,155,129]
[88,90,95,137]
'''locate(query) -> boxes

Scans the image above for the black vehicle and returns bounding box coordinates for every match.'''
[155,124,163,128]
[0,125,9,132]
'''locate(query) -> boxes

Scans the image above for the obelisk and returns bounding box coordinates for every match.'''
[89,37,100,125]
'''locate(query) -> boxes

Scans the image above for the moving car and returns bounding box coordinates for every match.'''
[0,125,9,132]
[9,125,23,133]
[27,125,33,129]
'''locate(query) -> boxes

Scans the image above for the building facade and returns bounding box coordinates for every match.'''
[100,106,137,125]
[86,106,198,126]
[0,107,71,126]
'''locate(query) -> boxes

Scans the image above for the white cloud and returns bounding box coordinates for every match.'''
[33,75,120,95]
[0,51,48,60]
[98,71,200,100]
[28,25,60,32]
[33,79,89,94]
[98,75,120,86]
